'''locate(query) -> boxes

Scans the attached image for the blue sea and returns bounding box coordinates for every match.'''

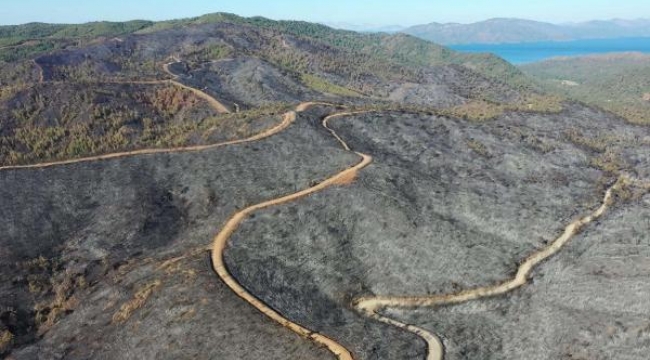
[449,37,650,64]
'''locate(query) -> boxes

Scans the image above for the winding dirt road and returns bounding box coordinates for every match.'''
[208,108,375,360]
[162,60,231,113]
[352,176,628,360]
[212,108,633,360]
[321,112,646,360]
[167,79,231,113]
[210,153,370,360]
[0,100,289,171]
[100,77,231,114]
[31,58,230,111]
[1,96,358,358]
[0,109,292,171]
[4,87,648,360]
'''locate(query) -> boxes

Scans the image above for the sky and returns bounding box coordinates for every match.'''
[0,0,648,27]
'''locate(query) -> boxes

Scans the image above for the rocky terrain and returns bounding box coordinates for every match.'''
[1,13,649,360]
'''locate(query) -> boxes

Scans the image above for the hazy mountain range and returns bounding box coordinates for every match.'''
[403,18,650,44]
[324,22,405,33]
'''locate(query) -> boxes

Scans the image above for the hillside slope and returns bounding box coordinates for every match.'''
[521,52,650,124]
[0,13,555,167]
[2,13,649,360]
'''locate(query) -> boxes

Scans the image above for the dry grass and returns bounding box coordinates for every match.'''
[602,103,650,125]
[301,73,363,98]
[614,176,650,201]
[157,255,189,273]
[518,93,564,113]
[112,279,162,324]
[177,308,197,322]
[33,270,85,334]
[466,139,492,158]
[441,95,564,122]
[0,330,13,353]
[20,256,85,335]
[443,100,506,121]
[563,129,626,153]
[157,247,205,278]
[613,182,635,202]
[590,150,628,174]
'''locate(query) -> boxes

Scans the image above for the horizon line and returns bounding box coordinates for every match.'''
[0,11,649,28]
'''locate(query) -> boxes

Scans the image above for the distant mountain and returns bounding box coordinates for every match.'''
[403,18,650,45]
[324,22,406,33]
[369,25,406,33]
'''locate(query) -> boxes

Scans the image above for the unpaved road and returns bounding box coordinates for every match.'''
[209,107,374,360]
[4,92,648,360]
[2,99,361,359]
[0,101,291,171]
[2,61,232,170]
[163,60,231,113]
[209,154,371,360]
[352,176,629,360]
[322,112,647,360]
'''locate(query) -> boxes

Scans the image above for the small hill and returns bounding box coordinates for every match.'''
[0,20,153,46]
[0,13,535,89]
[0,13,551,166]
[521,52,650,124]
